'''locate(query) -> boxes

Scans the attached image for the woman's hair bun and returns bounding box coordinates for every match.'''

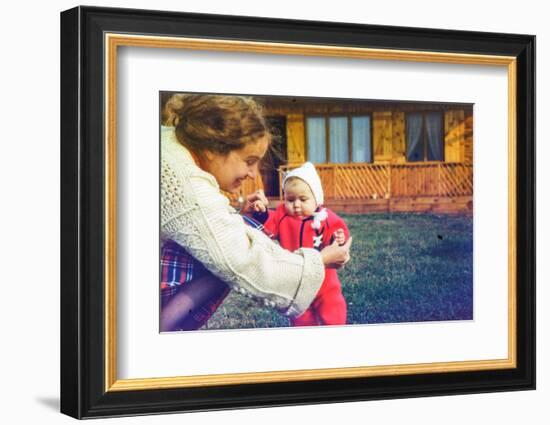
[162,93,271,157]
[162,93,186,127]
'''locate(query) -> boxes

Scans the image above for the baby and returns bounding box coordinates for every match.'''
[248,162,350,326]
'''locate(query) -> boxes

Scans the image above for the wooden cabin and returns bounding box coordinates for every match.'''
[161,93,473,214]
[241,96,474,214]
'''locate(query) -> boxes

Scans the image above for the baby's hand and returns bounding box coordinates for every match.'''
[244,190,268,213]
[334,228,346,246]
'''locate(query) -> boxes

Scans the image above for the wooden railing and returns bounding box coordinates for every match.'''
[278,162,473,200]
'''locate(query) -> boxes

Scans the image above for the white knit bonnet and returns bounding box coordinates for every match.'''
[282,162,324,206]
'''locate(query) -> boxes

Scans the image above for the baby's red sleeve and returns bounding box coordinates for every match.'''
[262,208,281,239]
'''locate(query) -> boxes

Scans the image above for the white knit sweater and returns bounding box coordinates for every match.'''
[160,127,325,318]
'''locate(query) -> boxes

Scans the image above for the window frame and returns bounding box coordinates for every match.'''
[405,110,446,163]
[304,113,373,164]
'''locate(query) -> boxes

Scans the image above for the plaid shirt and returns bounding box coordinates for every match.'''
[160,240,209,291]
[160,214,270,327]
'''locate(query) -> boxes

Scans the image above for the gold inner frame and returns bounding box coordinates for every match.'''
[104,33,518,392]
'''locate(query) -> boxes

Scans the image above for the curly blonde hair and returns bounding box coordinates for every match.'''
[162,93,271,156]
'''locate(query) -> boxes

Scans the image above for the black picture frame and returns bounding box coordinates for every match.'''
[60,5,535,419]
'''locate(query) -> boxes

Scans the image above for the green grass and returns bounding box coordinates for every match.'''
[204,213,473,330]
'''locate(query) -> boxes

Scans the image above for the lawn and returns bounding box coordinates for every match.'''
[204,213,473,330]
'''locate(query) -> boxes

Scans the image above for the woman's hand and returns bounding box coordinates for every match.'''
[243,189,269,213]
[321,237,352,269]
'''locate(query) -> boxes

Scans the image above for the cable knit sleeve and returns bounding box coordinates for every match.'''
[160,132,325,318]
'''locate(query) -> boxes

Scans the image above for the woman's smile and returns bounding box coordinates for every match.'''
[234,177,245,188]
[203,136,268,193]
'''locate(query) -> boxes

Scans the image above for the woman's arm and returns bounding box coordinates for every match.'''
[162,176,323,317]
[161,158,324,318]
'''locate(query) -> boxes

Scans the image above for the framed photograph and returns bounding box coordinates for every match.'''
[60,6,535,419]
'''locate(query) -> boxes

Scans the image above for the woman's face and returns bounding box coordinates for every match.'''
[203,136,269,193]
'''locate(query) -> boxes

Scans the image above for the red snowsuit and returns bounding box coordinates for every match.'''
[260,204,349,326]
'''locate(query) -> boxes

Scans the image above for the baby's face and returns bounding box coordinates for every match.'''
[283,178,317,218]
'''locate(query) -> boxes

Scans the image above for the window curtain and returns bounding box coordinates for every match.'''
[306,117,326,163]
[329,117,349,163]
[406,113,424,162]
[425,112,444,161]
[351,116,371,163]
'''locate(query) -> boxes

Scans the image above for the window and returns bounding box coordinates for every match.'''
[351,116,372,163]
[329,117,348,163]
[406,111,444,162]
[306,115,372,163]
[306,117,326,163]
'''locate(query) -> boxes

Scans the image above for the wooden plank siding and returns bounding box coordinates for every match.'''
[285,113,306,164]
[392,112,407,163]
[373,111,393,162]
[444,110,466,162]
[373,109,470,164]
[261,100,472,166]
[464,113,474,164]
[326,196,473,215]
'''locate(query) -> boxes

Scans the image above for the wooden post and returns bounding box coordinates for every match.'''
[387,164,392,199]
[332,165,337,199]
[438,163,442,197]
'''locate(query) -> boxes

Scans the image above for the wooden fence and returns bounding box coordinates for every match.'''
[278,162,473,200]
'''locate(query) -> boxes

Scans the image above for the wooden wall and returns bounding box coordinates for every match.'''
[372,109,470,163]
[373,111,406,163]
[286,113,306,163]
[444,109,473,164]
[444,110,465,162]
[263,102,472,166]
[392,112,406,163]
[373,111,392,162]
[464,113,473,164]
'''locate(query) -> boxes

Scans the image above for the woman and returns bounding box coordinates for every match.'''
[160,94,351,331]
